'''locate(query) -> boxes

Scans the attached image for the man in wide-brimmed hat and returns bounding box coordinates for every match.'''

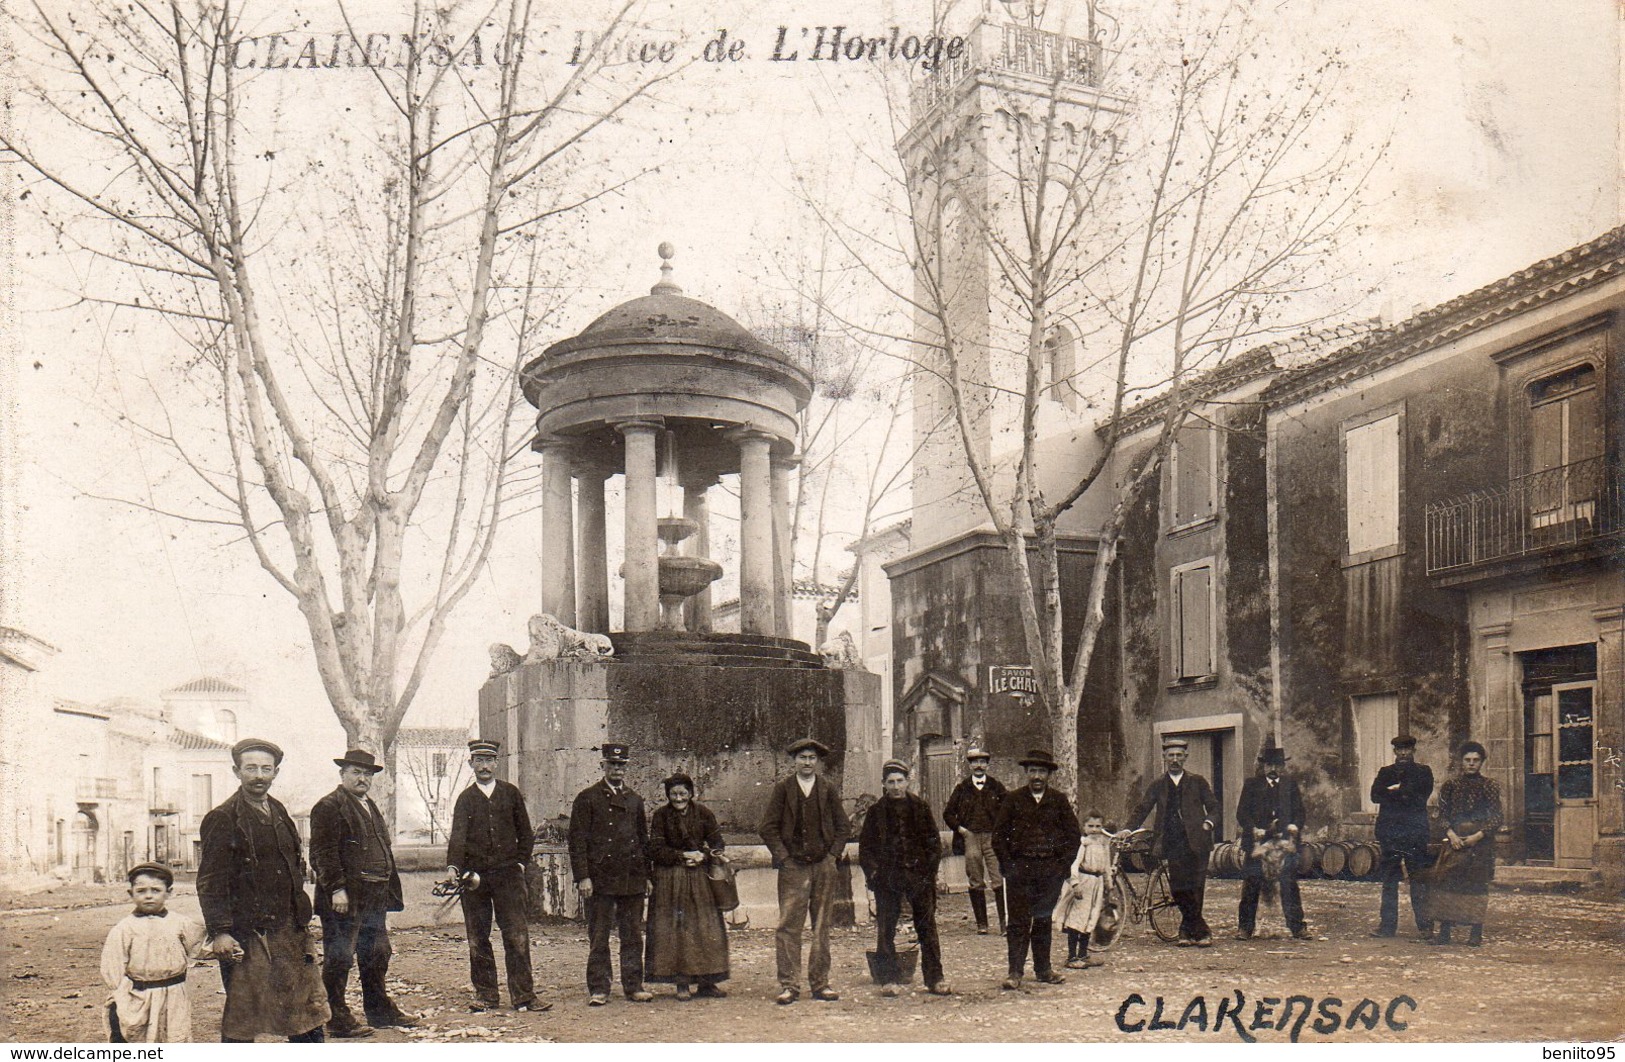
[759,737,851,1005]
[942,746,1008,935]
[1234,738,1310,940]
[1128,736,1219,947]
[992,749,1080,990]
[197,738,330,1042]
[447,739,544,1013]
[1369,733,1434,938]
[310,749,417,1037]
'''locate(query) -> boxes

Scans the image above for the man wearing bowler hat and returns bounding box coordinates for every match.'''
[310,749,417,1037]
[759,737,851,1005]
[1129,736,1219,946]
[197,737,330,1042]
[1369,733,1435,938]
[568,742,652,1006]
[942,746,1008,935]
[446,739,543,1012]
[992,749,1080,990]
[1234,738,1310,940]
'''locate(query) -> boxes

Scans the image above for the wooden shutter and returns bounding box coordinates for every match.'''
[1345,415,1400,553]
[1176,565,1213,679]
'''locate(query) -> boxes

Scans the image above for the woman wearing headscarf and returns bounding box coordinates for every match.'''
[644,774,729,999]
[1424,741,1502,946]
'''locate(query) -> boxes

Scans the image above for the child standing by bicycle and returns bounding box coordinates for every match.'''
[1060,813,1114,968]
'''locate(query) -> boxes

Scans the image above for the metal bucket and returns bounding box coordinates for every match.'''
[866,945,917,985]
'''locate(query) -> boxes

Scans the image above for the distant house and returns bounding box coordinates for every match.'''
[395,726,472,845]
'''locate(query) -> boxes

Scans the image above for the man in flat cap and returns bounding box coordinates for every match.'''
[1128,736,1219,947]
[942,746,1008,935]
[446,739,544,1012]
[1234,739,1310,940]
[197,738,330,1042]
[310,749,417,1037]
[993,749,1080,990]
[759,737,851,1005]
[860,759,951,997]
[1369,733,1434,938]
[568,742,652,1006]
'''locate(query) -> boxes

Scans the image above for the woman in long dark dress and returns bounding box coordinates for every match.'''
[644,774,729,999]
[1427,741,1503,947]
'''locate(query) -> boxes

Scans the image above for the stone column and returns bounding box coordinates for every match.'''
[616,418,664,632]
[538,437,577,627]
[771,453,799,639]
[682,473,719,633]
[574,464,612,634]
[730,429,777,636]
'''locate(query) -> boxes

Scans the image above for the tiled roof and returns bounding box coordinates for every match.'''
[170,728,231,750]
[164,676,246,695]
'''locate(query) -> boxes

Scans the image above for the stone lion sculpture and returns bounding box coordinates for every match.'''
[818,630,865,670]
[488,643,524,678]
[524,613,615,663]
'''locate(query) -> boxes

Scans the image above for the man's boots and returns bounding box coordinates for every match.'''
[993,886,1008,934]
[968,888,990,934]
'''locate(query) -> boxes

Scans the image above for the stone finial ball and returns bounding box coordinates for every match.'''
[658,241,675,260]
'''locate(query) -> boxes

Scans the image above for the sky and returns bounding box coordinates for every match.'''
[4,0,1618,799]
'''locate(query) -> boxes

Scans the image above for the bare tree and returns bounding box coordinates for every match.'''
[810,1,1382,787]
[398,735,469,844]
[4,0,672,814]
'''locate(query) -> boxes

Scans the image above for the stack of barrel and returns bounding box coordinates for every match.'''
[1207,839,1384,880]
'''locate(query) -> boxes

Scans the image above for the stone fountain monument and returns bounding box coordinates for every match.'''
[478,245,884,838]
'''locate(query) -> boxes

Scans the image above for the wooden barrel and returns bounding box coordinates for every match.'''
[1220,841,1244,877]
[1319,841,1349,878]
[1346,841,1378,879]
[1209,845,1224,875]
[1297,841,1322,877]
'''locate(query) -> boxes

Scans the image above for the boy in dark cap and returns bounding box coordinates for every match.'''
[198,738,330,1042]
[859,760,951,997]
[1369,733,1434,938]
[447,739,544,1012]
[759,737,850,1005]
[100,862,210,1042]
[310,749,416,1036]
[568,742,652,1006]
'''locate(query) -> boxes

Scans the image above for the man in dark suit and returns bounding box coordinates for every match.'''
[1129,736,1219,946]
[446,739,543,1013]
[941,746,1008,935]
[1234,740,1310,940]
[198,738,330,1042]
[992,749,1080,990]
[568,742,651,1006]
[860,759,952,996]
[1369,733,1435,938]
[759,737,851,1005]
[310,749,417,1037]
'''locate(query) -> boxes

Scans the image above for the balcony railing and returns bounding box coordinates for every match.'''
[910,21,1104,115]
[1426,457,1623,575]
[150,789,187,815]
[75,777,119,801]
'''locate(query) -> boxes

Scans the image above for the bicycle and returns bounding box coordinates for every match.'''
[1090,827,1182,950]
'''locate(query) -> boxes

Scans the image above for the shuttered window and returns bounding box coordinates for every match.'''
[1169,425,1218,527]
[1171,560,1215,680]
[1344,414,1401,554]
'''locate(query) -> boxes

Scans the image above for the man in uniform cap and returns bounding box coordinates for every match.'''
[992,749,1079,990]
[569,742,652,1006]
[309,749,417,1036]
[759,737,850,1005]
[1369,733,1434,938]
[1129,736,1219,946]
[1234,739,1310,940]
[198,738,330,1041]
[446,739,544,1012]
[859,760,952,996]
[941,746,1008,935]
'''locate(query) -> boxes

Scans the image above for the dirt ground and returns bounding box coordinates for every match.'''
[3,874,1621,1044]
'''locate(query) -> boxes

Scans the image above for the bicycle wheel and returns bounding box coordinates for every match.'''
[1147,864,1183,942]
[1091,875,1130,952]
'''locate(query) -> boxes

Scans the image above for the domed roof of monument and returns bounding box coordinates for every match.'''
[545,243,790,363]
